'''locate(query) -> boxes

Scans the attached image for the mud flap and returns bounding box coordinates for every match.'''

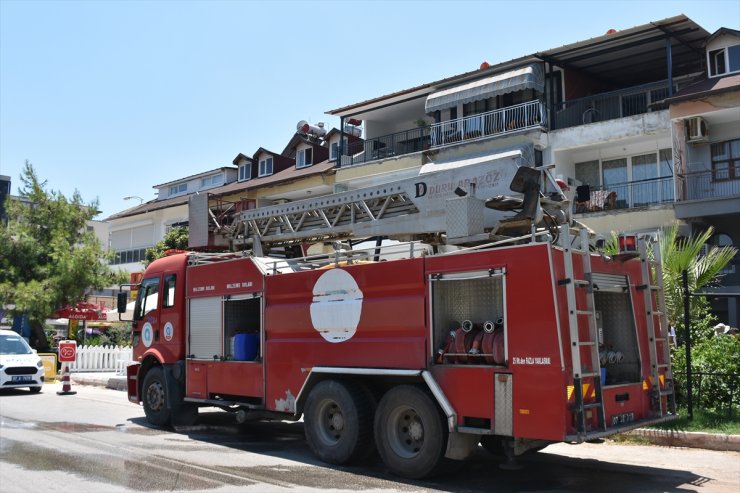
[163,362,186,410]
[126,363,140,404]
[445,432,480,460]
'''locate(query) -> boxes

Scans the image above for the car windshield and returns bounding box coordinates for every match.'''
[0,334,33,355]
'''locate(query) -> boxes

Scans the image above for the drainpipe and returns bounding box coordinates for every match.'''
[547,61,554,129]
[682,269,692,420]
[339,116,345,168]
[666,38,674,97]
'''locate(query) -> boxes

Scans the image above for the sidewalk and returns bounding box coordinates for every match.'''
[67,371,127,391]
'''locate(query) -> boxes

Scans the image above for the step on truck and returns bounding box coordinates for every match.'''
[123,223,677,478]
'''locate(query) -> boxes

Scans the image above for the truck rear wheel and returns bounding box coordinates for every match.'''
[304,379,374,465]
[142,367,171,427]
[374,385,447,479]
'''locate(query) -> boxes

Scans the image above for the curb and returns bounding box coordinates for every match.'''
[69,374,127,392]
[627,428,740,452]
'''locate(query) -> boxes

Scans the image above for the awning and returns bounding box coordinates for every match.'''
[425,64,544,114]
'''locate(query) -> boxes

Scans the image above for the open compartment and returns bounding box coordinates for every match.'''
[430,269,506,366]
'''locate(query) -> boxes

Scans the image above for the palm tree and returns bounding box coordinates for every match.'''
[658,223,737,328]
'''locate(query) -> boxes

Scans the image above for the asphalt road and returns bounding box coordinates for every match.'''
[1,381,739,493]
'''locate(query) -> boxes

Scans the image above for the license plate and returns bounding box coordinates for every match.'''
[11,376,32,382]
[611,412,635,426]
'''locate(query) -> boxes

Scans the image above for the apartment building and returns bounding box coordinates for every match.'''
[667,28,740,326]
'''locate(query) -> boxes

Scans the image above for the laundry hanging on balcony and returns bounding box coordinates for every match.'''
[425,64,545,114]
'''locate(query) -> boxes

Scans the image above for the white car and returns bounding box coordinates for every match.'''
[0,329,45,393]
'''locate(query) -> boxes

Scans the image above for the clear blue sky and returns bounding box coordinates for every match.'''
[1,0,737,218]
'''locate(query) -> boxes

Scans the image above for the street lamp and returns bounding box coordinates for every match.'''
[123,196,144,204]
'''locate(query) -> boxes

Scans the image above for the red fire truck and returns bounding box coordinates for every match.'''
[123,158,676,478]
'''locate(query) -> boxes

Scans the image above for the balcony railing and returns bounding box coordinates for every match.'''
[677,169,740,201]
[428,100,546,148]
[575,176,674,214]
[341,126,430,167]
[552,81,670,130]
[339,100,546,167]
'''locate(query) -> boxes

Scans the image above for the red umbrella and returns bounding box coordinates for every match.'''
[52,302,106,321]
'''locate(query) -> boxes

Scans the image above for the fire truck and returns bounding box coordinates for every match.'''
[123,149,676,478]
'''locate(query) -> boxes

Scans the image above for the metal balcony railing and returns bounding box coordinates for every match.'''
[575,176,674,214]
[552,81,671,130]
[340,127,431,167]
[339,100,546,167]
[428,100,546,148]
[677,169,740,201]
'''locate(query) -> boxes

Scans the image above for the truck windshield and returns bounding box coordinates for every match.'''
[134,277,159,321]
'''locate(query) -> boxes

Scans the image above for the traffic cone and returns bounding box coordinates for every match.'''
[56,365,77,395]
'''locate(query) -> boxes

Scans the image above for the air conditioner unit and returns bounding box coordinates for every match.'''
[686,116,708,142]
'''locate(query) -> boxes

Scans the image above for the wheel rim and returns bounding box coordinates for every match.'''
[146,379,165,412]
[315,398,345,446]
[386,405,424,458]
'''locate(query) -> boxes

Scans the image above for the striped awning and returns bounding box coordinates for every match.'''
[425,64,544,114]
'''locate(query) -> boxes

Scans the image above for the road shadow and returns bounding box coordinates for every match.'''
[125,409,710,493]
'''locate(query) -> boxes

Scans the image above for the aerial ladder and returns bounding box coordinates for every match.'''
[189,143,573,256]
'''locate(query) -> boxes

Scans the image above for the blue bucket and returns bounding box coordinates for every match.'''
[234,332,259,361]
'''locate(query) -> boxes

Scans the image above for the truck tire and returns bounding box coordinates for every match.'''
[304,379,374,465]
[142,367,171,427]
[374,385,447,479]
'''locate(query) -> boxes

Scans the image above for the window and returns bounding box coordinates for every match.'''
[200,174,223,188]
[297,148,313,169]
[330,138,348,161]
[711,139,740,181]
[259,157,273,177]
[164,275,176,308]
[709,45,740,77]
[110,248,148,265]
[135,277,159,320]
[238,164,250,181]
[574,148,673,211]
[169,183,187,196]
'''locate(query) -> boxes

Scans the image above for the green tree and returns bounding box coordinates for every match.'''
[658,223,736,338]
[0,162,124,349]
[144,227,189,266]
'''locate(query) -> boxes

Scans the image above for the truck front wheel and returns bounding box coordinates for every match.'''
[374,385,447,479]
[303,379,374,465]
[142,367,171,427]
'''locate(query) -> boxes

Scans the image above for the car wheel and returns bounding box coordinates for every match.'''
[29,386,42,394]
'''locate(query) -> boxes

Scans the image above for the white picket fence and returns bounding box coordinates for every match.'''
[68,345,133,374]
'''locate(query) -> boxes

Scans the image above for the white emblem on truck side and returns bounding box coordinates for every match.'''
[310,269,363,343]
[141,322,154,347]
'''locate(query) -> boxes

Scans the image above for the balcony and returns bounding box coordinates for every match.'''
[339,100,546,167]
[552,81,670,130]
[575,176,674,214]
[678,169,740,201]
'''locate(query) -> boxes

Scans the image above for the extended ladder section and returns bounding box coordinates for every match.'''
[233,184,421,248]
[558,225,606,436]
[637,237,677,417]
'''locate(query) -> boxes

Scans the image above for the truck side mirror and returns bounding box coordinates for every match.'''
[117,292,128,313]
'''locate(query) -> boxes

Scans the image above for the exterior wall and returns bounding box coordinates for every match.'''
[669,92,739,120]
[156,168,237,199]
[108,204,188,273]
[577,206,677,236]
[550,111,670,151]
[335,153,421,189]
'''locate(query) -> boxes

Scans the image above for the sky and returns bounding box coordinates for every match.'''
[1,0,738,219]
